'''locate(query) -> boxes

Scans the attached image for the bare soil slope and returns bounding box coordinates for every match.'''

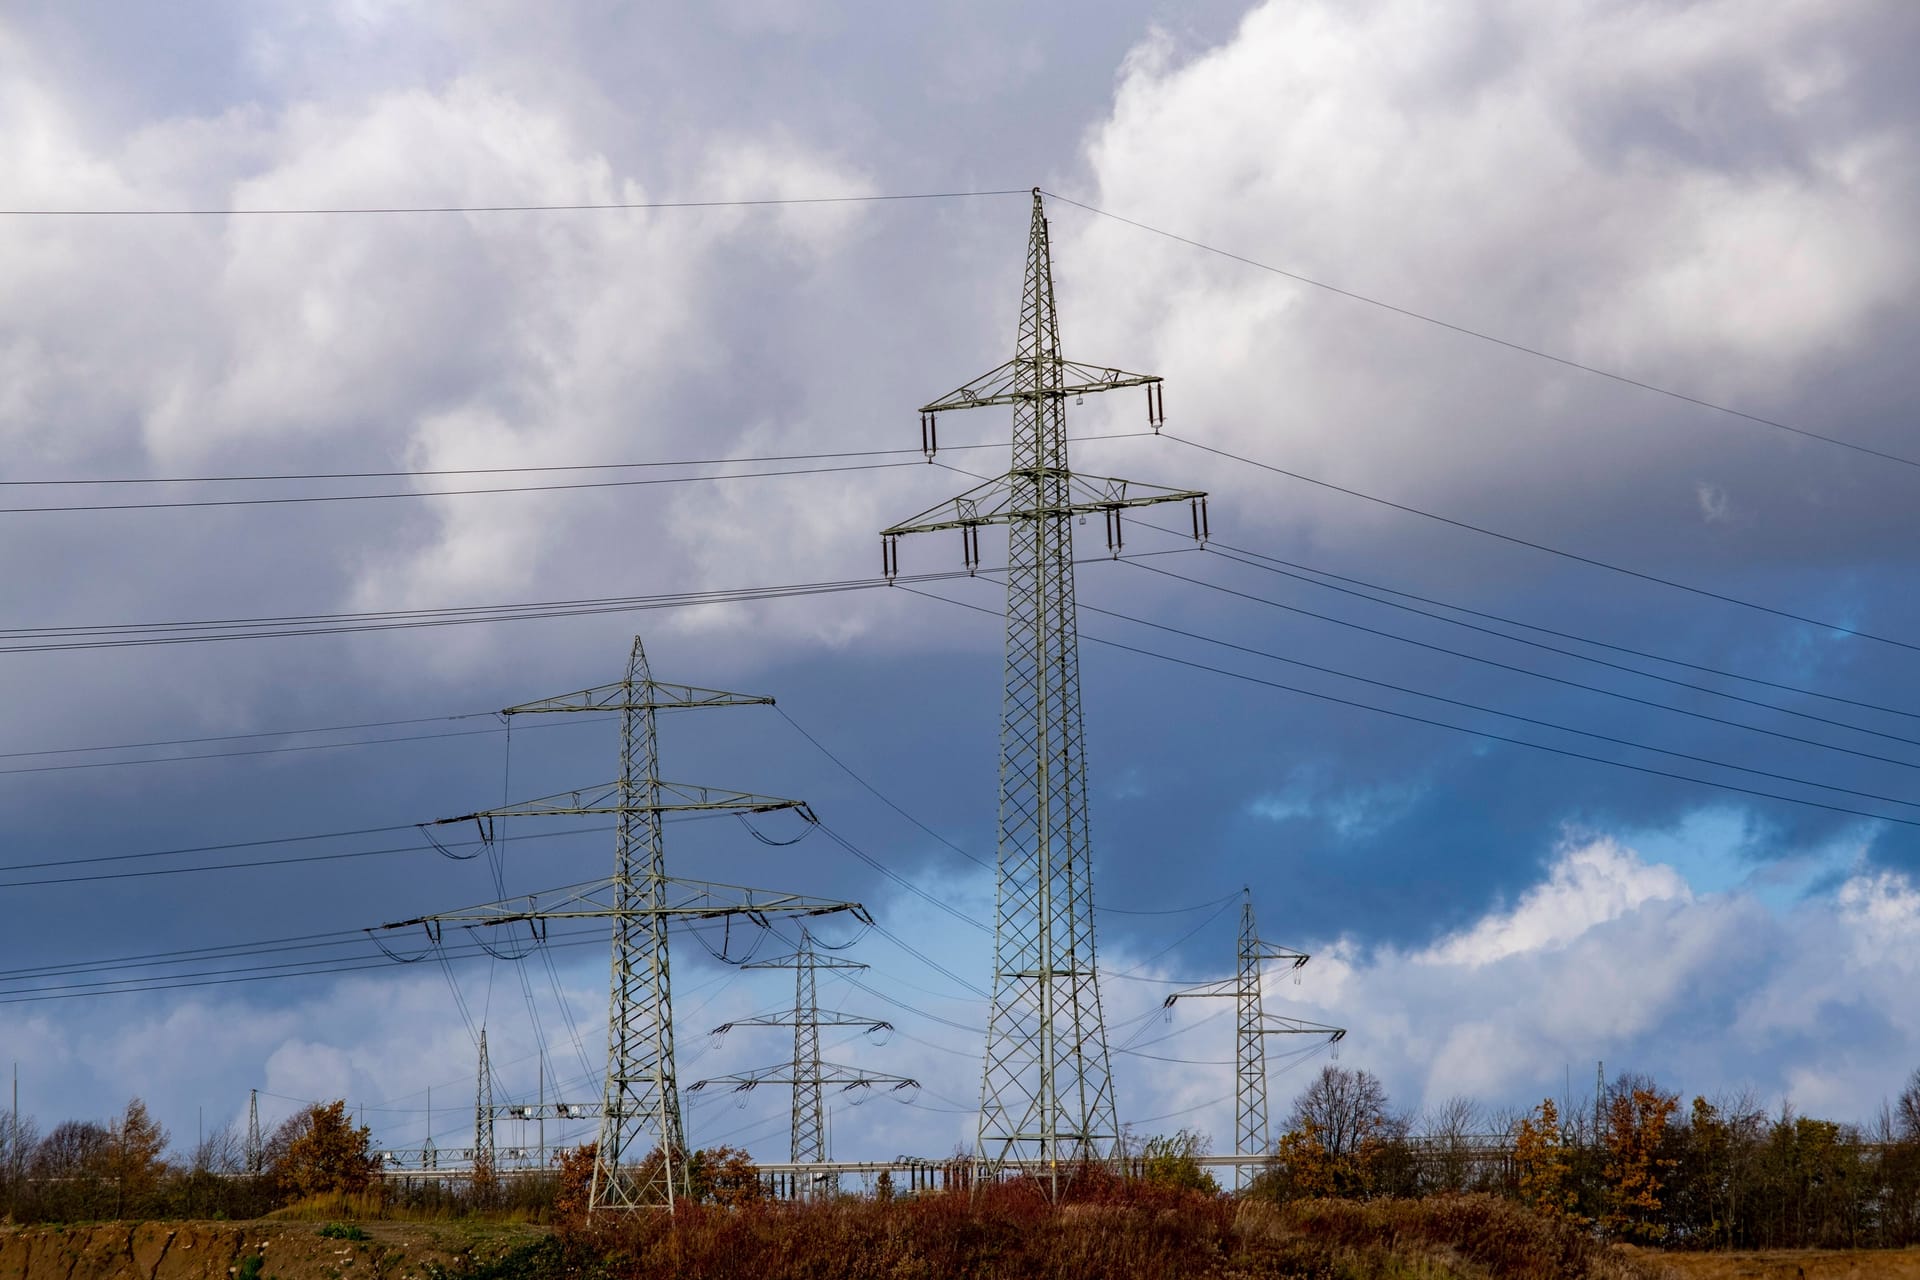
[1656,1251,1920,1280]
[0,1222,545,1280]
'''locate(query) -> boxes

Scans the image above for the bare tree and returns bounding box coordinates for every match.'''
[1288,1065,1401,1158]
[1422,1094,1483,1193]
[1897,1068,1920,1141]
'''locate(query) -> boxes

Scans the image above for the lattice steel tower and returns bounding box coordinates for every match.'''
[1165,890,1345,1188]
[474,1028,496,1168]
[694,928,916,1180]
[372,636,866,1211]
[882,189,1210,1187]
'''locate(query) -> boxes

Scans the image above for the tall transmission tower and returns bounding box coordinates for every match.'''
[371,636,867,1211]
[694,928,916,1188]
[881,188,1209,1189]
[1165,890,1345,1189]
[474,1028,495,1168]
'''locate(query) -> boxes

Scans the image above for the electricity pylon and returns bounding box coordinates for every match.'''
[246,1089,261,1176]
[881,188,1209,1190]
[1164,890,1345,1188]
[474,1028,495,1168]
[694,928,917,1190]
[371,636,868,1211]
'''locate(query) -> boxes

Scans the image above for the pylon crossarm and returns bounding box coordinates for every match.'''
[1249,941,1310,969]
[1256,1016,1346,1041]
[738,950,869,972]
[431,781,815,823]
[370,876,867,931]
[692,1063,919,1092]
[1163,978,1237,1008]
[919,359,1161,415]
[504,682,774,716]
[884,475,1205,540]
[712,1013,890,1033]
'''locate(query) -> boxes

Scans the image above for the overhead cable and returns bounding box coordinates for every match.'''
[1045,190,1918,472]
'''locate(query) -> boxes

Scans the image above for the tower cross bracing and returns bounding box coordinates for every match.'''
[882,188,1209,1190]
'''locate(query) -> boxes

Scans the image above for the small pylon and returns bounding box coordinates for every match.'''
[474,1028,496,1168]
[693,928,917,1192]
[1164,890,1345,1189]
[246,1089,261,1176]
[369,636,870,1211]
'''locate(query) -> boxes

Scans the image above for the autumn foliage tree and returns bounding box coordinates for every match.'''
[1602,1085,1679,1240]
[268,1100,377,1199]
[1256,1066,1408,1201]
[106,1098,170,1217]
[1513,1098,1583,1225]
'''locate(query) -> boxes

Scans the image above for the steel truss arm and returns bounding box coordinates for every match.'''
[920,358,1161,415]
[371,876,870,934]
[429,781,816,824]
[883,471,1204,538]
[503,682,773,716]
[690,1061,919,1093]
[712,1012,891,1033]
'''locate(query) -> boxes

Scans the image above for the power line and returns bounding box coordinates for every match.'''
[1044,190,1918,472]
[1176,533,1920,728]
[2,188,1028,217]
[1163,432,1920,654]
[0,433,1148,488]
[1072,586,1920,813]
[775,707,993,872]
[0,718,605,778]
[0,822,616,890]
[902,586,1920,830]
[0,710,490,762]
[1124,559,1920,772]
[0,459,920,515]
[0,571,948,653]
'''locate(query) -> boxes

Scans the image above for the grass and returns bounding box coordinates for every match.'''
[267,1191,547,1226]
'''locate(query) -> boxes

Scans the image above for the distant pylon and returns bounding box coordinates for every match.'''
[474,1027,495,1168]
[693,927,916,1186]
[370,636,869,1212]
[1165,890,1345,1189]
[245,1089,261,1175]
[881,188,1209,1192]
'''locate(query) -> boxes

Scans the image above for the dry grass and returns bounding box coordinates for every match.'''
[520,1183,1672,1279]
[1655,1247,1920,1279]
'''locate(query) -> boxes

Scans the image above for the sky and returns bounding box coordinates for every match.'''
[3,0,1920,1167]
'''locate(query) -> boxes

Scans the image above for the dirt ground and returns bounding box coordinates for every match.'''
[0,1221,547,1280]
[1646,1249,1920,1280]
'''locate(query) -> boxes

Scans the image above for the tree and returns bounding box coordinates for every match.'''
[31,1120,113,1219]
[268,1100,376,1200]
[1512,1098,1582,1224]
[1256,1066,1407,1200]
[1423,1095,1483,1194]
[1601,1084,1679,1241]
[1288,1065,1396,1160]
[1136,1129,1219,1195]
[106,1098,170,1216]
[1897,1067,1920,1142]
[551,1142,596,1223]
